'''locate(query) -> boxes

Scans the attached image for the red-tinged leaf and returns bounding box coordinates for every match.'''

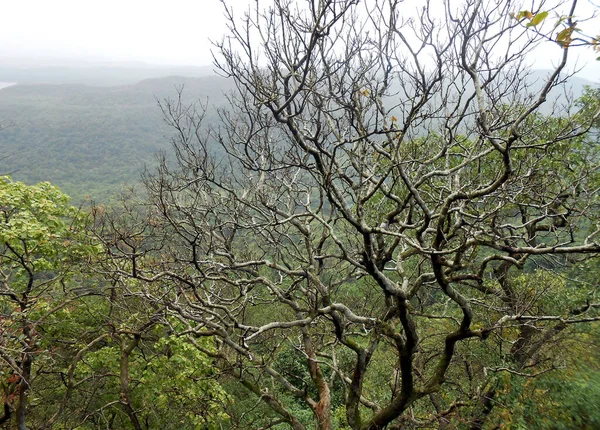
[516,10,530,21]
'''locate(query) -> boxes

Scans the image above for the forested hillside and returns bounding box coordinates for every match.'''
[1,0,600,429]
[0,76,232,201]
[0,70,595,202]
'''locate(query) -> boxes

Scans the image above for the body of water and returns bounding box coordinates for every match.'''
[0,82,16,90]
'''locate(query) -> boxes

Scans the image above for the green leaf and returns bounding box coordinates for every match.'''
[556,27,574,46]
[530,11,548,27]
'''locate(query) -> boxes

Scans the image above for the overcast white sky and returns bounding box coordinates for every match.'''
[1,0,599,81]
[0,0,229,65]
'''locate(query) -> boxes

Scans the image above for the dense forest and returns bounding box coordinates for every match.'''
[2,0,600,429]
[0,75,233,201]
[0,71,595,202]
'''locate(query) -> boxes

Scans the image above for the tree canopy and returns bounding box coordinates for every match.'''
[91,0,600,429]
[2,0,600,429]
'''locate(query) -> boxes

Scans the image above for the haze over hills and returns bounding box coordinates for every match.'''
[0,74,234,201]
[0,57,217,86]
[0,63,597,203]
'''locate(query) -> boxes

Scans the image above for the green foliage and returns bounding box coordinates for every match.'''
[0,176,101,427]
[73,329,229,429]
[488,364,600,429]
[0,77,232,202]
[0,175,96,310]
[0,176,88,258]
[0,19,599,430]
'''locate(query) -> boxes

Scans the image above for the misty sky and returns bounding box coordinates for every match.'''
[1,0,230,65]
[1,0,599,81]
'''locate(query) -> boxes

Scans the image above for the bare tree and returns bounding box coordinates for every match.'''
[98,0,600,428]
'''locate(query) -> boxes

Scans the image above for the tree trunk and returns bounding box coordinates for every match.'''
[120,335,143,430]
[16,349,32,430]
[469,387,496,430]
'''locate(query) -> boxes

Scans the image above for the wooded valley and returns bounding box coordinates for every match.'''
[1,0,600,429]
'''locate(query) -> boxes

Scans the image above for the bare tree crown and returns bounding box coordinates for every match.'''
[97,0,600,428]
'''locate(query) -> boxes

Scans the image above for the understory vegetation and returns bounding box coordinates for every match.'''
[2,0,600,429]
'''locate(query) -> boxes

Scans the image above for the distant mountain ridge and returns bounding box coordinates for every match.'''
[0,75,234,201]
[0,71,596,202]
[0,63,216,86]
